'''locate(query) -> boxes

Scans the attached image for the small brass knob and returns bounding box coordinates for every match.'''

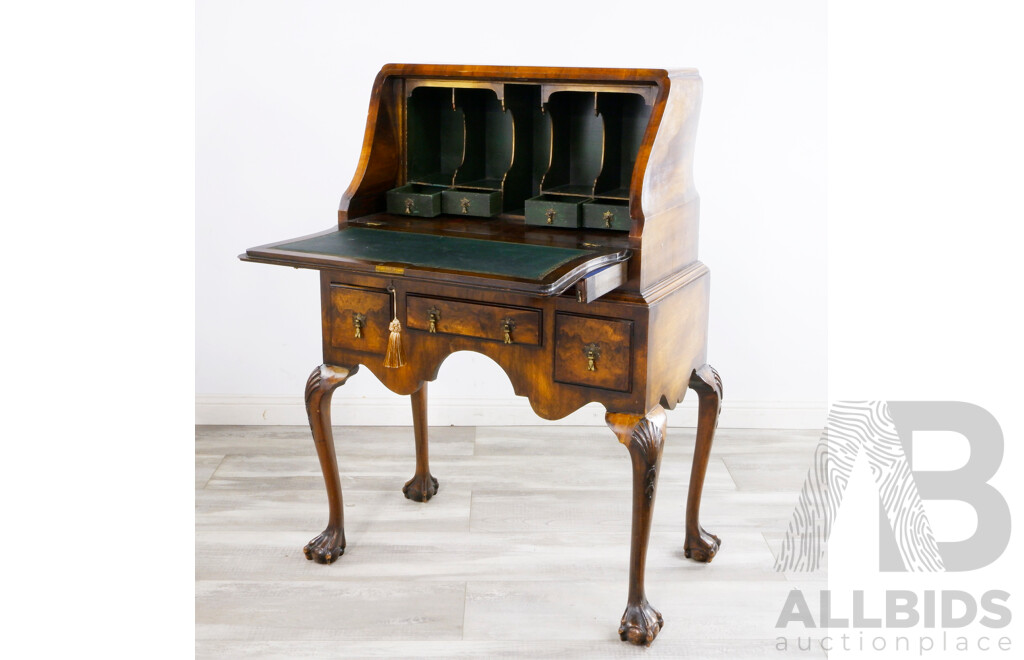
[545,208,556,225]
[584,343,601,371]
[353,313,366,339]
[404,198,414,214]
[460,198,471,214]
[501,318,516,344]
[427,307,440,334]
[603,210,615,228]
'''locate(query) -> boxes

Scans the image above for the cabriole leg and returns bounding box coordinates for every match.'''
[684,364,723,562]
[402,382,438,502]
[606,406,668,646]
[302,363,357,564]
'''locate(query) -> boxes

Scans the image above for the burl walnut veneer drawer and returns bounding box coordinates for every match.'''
[406,296,541,346]
[554,313,633,392]
[327,284,392,353]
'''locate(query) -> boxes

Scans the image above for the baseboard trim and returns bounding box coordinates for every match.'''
[195,395,827,429]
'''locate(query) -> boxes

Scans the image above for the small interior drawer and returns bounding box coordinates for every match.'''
[573,261,627,303]
[327,284,392,353]
[441,189,502,217]
[554,313,632,392]
[582,200,630,231]
[406,295,541,345]
[386,184,445,217]
[524,194,585,228]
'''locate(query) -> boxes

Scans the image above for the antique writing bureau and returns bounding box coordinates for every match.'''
[241,64,722,646]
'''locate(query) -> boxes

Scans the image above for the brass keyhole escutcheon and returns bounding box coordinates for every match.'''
[460,198,471,214]
[545,208,556,225]
[501,318,516,344]
[404,198,414,214]
[427,307,440,334]
[584,343,601,371]
[353,313,367,339]
[603,210,614,228]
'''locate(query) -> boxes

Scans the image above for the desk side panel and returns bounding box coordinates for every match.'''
[636,71,703,289]
[338,73,402,222]
[645,270,710,411]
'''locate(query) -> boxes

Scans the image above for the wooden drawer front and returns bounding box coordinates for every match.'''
[582,200,630,231]
[406,296,541,346]
[554,313,632,392]
[524,195,584,228]
[574,261,627,303]
[441,189,502,217]
[327,284,392,353]
[386,184,444,217]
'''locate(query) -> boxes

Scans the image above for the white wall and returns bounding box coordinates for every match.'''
[196,0,826,427]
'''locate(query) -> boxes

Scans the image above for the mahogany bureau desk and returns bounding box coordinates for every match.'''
[241,64,722,646]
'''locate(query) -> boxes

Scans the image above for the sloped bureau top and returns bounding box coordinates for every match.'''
[278,227,588,279]
[336,64,702,293]
[244,225,631,294]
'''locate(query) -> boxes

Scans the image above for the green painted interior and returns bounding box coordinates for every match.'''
[594,93,651,198]
[453,88,512,189]
[397,85,652,216]
[582,199,630,231]
[407,87,463,186]
[441,189,502,217]
[541,91,604,196]
[524,194,585,229]
[385,184,445,217]
[276,227,593,280]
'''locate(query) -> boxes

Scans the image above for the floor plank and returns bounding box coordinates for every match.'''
[196,638,824,659]
[196,424,821,658]
[196,580,465,641]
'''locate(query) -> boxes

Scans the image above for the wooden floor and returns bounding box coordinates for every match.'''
[196,424,825,659]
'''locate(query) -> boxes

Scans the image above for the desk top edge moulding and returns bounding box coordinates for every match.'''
[241,63,722,646]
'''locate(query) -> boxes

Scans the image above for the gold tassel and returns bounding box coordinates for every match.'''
[384,318,405,368]
[383,285,405,368]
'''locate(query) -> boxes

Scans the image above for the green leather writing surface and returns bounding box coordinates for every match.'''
[276,227,591,281]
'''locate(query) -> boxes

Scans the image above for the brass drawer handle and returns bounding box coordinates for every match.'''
[427,306,441,333]
[584,343,601,371]
[501,318,516,344]
[460,197,471,214]
[353,313,367,339]
[545,208,556,225]
[404,198,414,214]
[603,210,614,228]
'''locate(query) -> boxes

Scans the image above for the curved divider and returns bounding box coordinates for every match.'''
[394,82,654,225]
[406,86,464,188]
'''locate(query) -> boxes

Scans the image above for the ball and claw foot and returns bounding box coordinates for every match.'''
[402,474,439,502]
[303,526,346,564]
[684,526,721,562]
[619,600,664,646]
